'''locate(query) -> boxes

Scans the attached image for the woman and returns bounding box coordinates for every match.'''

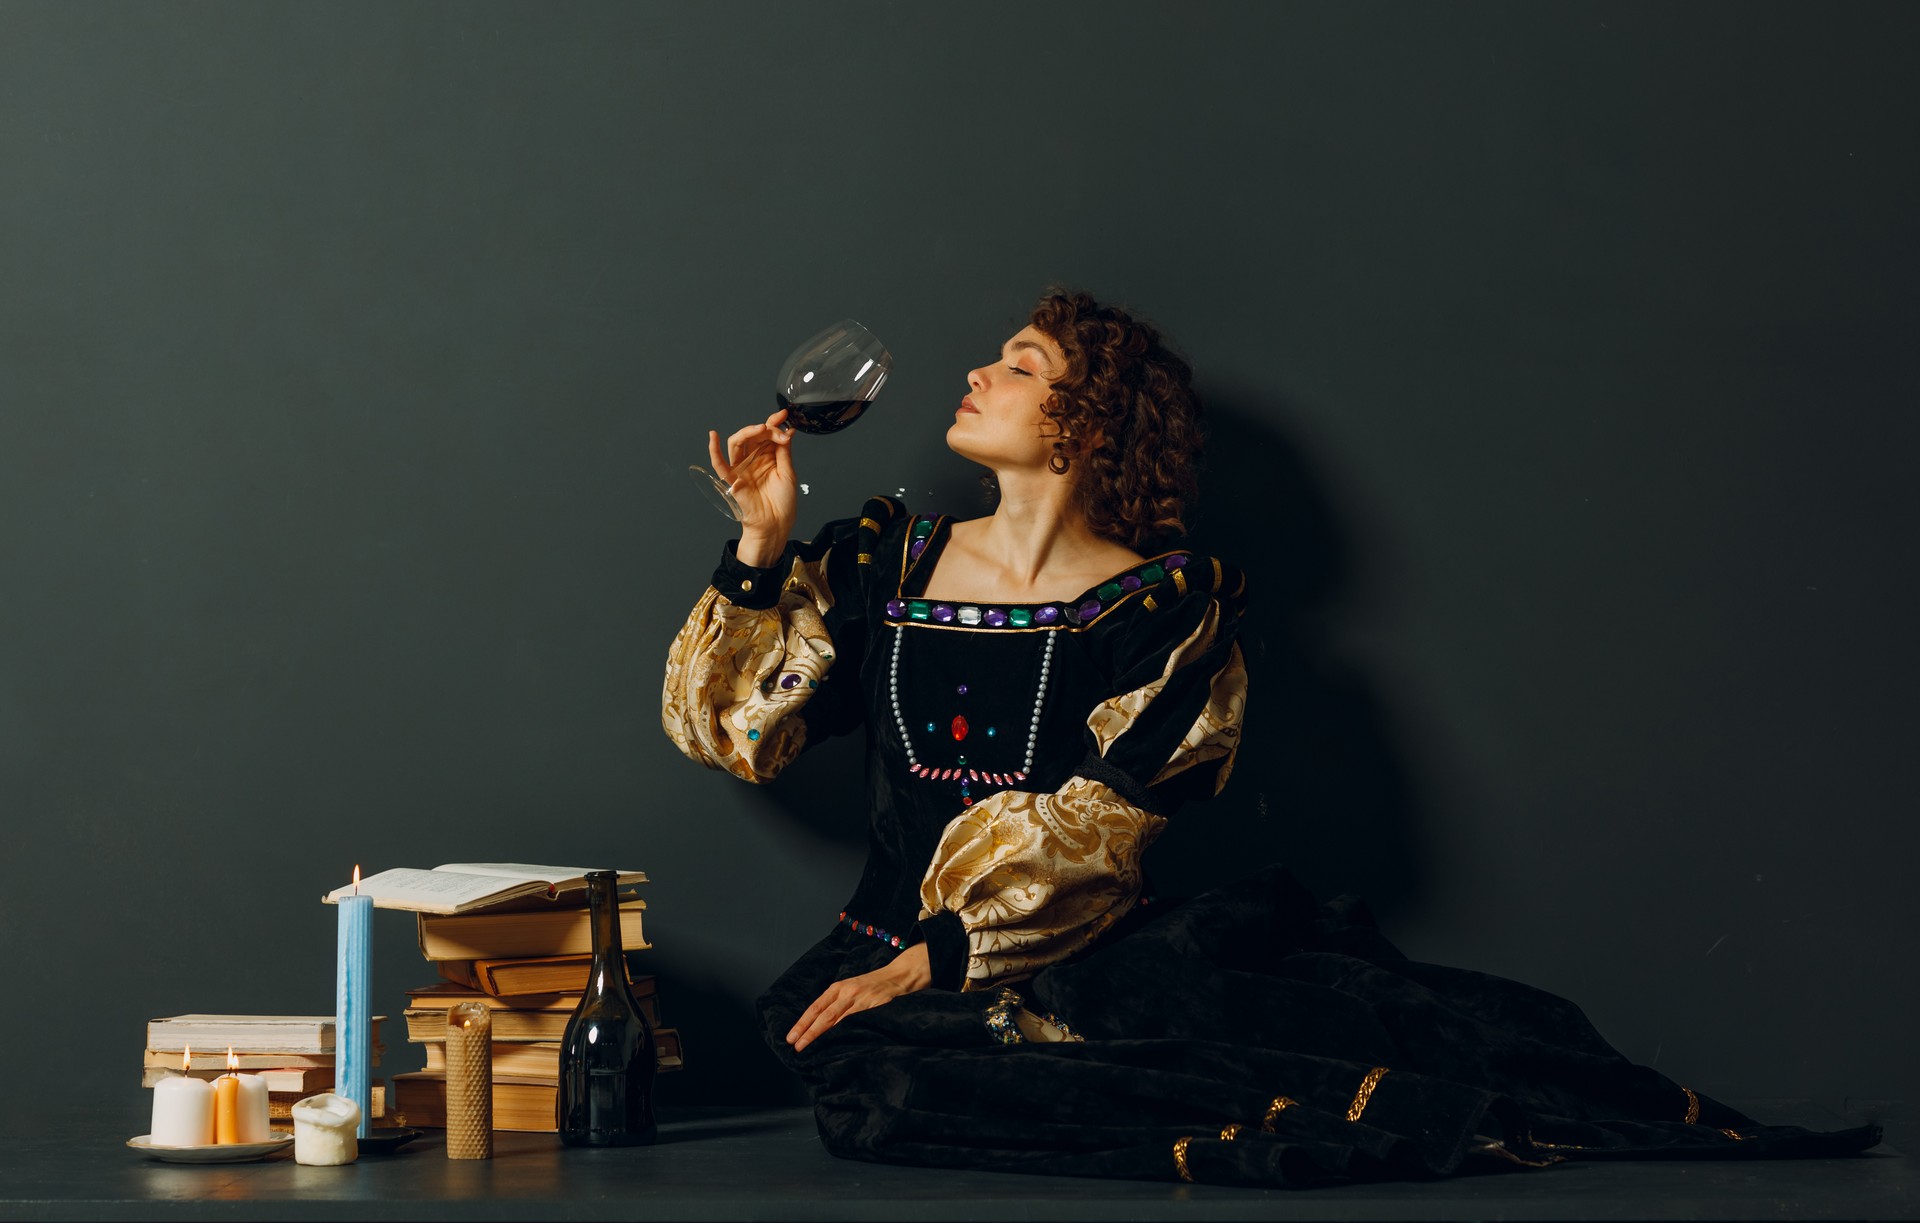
[663,291,1881,1187]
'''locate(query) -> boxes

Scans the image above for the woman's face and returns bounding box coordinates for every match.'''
[947,325,1068,472]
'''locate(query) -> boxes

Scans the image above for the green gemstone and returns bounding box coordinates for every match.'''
[908,600,931,621]
[912,518,934,538]
[1009,608,1032,628]
[1139,563,1165,584]
[1096,581,1122,602]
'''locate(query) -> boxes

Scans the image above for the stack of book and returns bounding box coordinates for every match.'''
[142,1014,390,1124]
[324,864,680,1134]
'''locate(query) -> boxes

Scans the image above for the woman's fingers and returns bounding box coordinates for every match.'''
[706,430,732,482]
[787,987,844,1050]
[787,981,885,1052]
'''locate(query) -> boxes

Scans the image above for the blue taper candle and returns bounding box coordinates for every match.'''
[336,866,373,1138]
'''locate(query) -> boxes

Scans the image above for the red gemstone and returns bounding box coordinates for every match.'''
[952,715,969,741]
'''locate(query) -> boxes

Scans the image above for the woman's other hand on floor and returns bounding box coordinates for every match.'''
[786,942,932,1052]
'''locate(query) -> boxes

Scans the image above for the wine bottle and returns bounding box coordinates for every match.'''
[556,870,657,1146]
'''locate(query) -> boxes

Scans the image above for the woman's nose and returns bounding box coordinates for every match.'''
[966,366,987,391]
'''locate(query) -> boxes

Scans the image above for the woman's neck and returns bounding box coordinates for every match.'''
[924,469,1144,604]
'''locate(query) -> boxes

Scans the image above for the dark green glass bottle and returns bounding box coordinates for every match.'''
[556,870,657,1146]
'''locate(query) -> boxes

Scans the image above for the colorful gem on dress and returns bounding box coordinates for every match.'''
[932,604,956,623]
[746,728,760,741]
[886,598,906,618]
[957,605,981,626]
[779,674,801,690]
[909,538,927,558]
[1078,599,1102,622]
[912,518,935,538]
[952,716,969,741]
[956,684,969,695]
[1120,575,1142,592]
[1008,608,1031,628]
[1139,563,1165,584]
[908,600,930,621]
[1096,581,1122,603]
[1034,605,1060,624]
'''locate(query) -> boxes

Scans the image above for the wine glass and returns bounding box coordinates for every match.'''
[690,318,892,520]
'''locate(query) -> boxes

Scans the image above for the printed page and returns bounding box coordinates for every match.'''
[321,866,545,912]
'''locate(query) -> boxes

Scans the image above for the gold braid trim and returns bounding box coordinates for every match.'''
[1259,1096,1297,1132]
[1219,1123,1243,1142]
[1721,1128,1748,1141]
[858,517,882,535]
[856,553,873,565]
[1172,1136,1194,1182]
[1682,1086,1701,1124]
[1346,1067,1389,1122]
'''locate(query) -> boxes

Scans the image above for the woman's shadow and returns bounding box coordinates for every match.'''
[1144,393,1433,923]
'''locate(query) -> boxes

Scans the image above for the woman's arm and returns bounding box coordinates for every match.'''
[918,589,1248,990]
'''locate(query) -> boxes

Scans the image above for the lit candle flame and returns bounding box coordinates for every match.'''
[182,1044,191,1074]
[352,864,361,895]
[227,1046,238,1072]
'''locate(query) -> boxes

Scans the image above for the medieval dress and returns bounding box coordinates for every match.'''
[662,495,1881,1188]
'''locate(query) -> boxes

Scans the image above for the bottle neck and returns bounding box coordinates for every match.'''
[585,872,625,997]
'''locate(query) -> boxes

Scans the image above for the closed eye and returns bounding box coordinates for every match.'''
[1008,366,1031,377]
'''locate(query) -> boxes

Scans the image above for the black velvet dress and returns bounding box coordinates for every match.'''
[663,496,1881,1188]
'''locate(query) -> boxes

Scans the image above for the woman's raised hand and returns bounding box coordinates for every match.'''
[708,408,797,566]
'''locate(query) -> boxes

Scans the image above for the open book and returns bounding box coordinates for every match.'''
[320,863,648,915]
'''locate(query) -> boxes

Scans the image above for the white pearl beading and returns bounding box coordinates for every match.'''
[890,624,1054,785]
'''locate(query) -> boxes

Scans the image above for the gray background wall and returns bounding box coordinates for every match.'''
[2,1,1913,1117]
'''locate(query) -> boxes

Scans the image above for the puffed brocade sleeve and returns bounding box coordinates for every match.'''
[916,577,1248,990]
[661,498,899,782]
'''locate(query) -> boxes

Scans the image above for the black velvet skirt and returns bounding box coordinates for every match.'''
[755,864,1883,1188]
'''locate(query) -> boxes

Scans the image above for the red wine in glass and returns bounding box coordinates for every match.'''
[775,393,872,435]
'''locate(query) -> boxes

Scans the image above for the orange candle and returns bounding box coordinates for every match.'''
[211,1047,271,1143]
[214,1074,241,1144]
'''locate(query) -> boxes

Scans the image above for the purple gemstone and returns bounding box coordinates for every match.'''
[886,598,906,618]
[1079,599,1103,621]
[910,538,927,558]
[932,604,956,623]
[956,683,969,695]
[1119,575,1142,592]
[1034,605,1060,624]
[983,608,1008,627]
[1166,553,1189,569]
[779,673,800,690]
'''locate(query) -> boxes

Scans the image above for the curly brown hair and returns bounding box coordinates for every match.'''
[1026,289,1203,550]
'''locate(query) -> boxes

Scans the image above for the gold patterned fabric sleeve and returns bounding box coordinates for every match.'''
[660,550,842,783]
[918,593,1249,989]
[662,496,902,782]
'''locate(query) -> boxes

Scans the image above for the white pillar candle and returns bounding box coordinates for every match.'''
[151,1075,215,1147]
[291,1093,361,1166]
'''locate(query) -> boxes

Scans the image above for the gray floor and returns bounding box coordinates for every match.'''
[4,1099,1908,1222]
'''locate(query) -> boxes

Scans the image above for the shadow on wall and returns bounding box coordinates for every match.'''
[648,949,811,1110]
[1145,397,1434,925]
